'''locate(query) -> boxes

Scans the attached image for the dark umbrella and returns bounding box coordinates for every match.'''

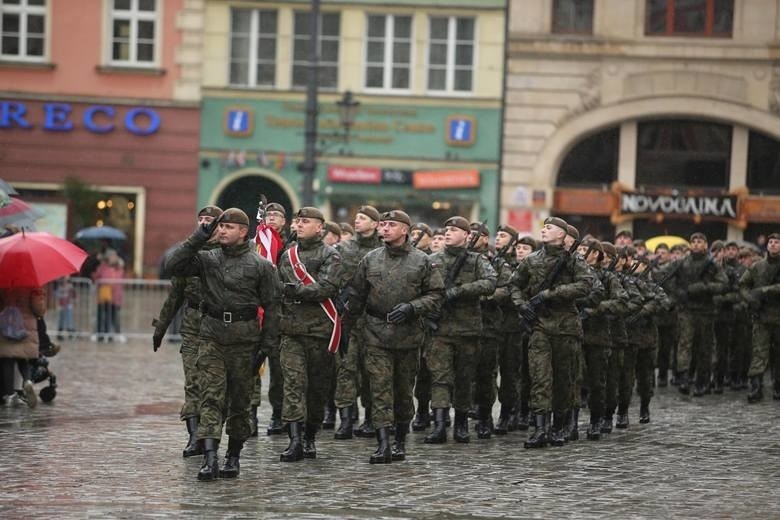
[74,226,127,241]
[0,231,88,288]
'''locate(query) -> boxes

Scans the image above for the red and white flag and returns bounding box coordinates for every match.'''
[255,222,282,266]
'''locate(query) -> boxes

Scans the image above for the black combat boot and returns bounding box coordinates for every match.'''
[334,405,354,440]
[220,437,243,478]
[392,423,407,461]
[280,422,304,462]
[303,423,318,459]
[267,408,284,435]
[197,438,220,481]
[549,414,565,447]
[586,416,601,440]
[322,403,336,430]
[600,415,613,434]
[468,404,479,419]
[615,406,629,429]
[747,375,764,403]
[639,399,651,424]
[657,371,668,388]
[369,427,392,464]
[355,405,375,438]
[774,380,780,400]
[182,416,203,458]
[411,405,430,432]
[516,407,530,431]
[569,408,580,441]
[712,376,724,395]
[523,414,548,449]
[453,411,470,443]
[677,371,690,395]
[249,406,259,437]
[424,408,448,444]
[476,406,492,439]
[494,405,511,435]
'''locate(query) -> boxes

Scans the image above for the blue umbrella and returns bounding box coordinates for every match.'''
[74,226,127,241]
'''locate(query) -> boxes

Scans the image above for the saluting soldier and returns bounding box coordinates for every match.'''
[152,205,222,458]
[347,210,443,463]
[277,207,343,462]
[425,216,497,444]
[165,208,279,481]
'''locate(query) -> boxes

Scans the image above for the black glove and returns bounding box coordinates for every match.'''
[529,291,546,308]
[517,302,536,324]
[252,348,267,374]
[197,214,222,240]
[153,330,164,352]
[387,303,414,324]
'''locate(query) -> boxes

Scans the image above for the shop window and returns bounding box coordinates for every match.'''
[427,16,474,93]
[552,0,594,35]
[365,14,412,91]
[636,120,731,189]
[747,131,780,195]
[645,0,733,37]
[292,11,340,90]
[0,0,46,60]
[556,127,619,187]
[229,8,277,88]
[110,0,157,65]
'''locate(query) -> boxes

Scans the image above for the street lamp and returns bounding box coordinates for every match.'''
[336,90,360,146]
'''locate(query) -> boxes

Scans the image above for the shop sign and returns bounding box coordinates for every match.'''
[224,106,254,137]
[413,170,480,190]
[327,165,381,184]
[0,101,161,136]
[381,168,413,185]
[445,115,476,146]
[620,192,738,219]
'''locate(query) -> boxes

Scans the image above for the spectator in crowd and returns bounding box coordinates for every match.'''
[92,249,126,343]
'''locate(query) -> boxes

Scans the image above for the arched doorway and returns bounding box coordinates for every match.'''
[215,174,294,237]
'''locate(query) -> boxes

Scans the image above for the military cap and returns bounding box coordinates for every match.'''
[411,222,433,237]
[198,205,223,218]
[380,210,412,227]
[583,238,603,253]
[633,238,646,248]
[324,221,341,235]
[432,227,445,237]
[768,232,780,241]
[219,208,249,226]
[497,224,519,239]
[724,241,739,249]
[601,241,617,257]
[357,205,380,222]
[544,216,569,233]
[517,235,538,250]
[295,207,325,221]
[654,242,670,252]
[690,232,708,242]
[738,248,754,258]
[710,240,725,252]
[470,221,490,236]
[615,229,633,240]
[339,222,354,235]
[670,244,686,253]
[444,216,470,232]
[566,224,579,240]
[265,202,286,216]
[622,245,636,258]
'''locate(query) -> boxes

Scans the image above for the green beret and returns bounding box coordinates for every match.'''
[324,221,341,235]
[295,207,325,221]
[710,240,725,252]
[265,202,286,216]
[198,205,223,218]
[517,235,538,250]
[615,230,633,240]
[622,245,636,258]
[432,227,445,237]
[470,221,490,236]
[380,210,412,227]
[690,232,708,242]
[601,241,617,257]
[444,216,470,233]
[583,238,603,253]
[566,224,579,240]
[357,205,380,222]
[768,232,780,241]
[411,222,433,237]
[633,239,646,247]
[221,208,249,226]
[654,242,669,252]
[544,216,568,233]
[498,224,519,239]
[724,241,739,249]
[339,222,354,235]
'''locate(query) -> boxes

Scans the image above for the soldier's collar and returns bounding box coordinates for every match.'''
[297,235,323,250]
[385,241,411,256]
[222,240,250,257]
[356,230,379,246]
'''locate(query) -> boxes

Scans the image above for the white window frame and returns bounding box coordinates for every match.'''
[426,15,476,96]
[108,0,160,67]
[228,8,277,88]
[291,10,340,91]
[363,13,413,94]
[0,0,47,62]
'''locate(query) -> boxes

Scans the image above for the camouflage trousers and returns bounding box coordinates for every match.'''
[570,343,585,409]
[333,329,371,410]
[635,346,657,402]
[656,319,678,379]
[497,332,522,407]
[605,344,637,416]
[250,374,263,407]
[582,343,608,421]
[733,313,752,379]
[365,345,419,428]
[748,322,780,377]
[280,335,335,424]
[428,335,480,413]
[196,340,255,441]
[414,334,433,410]
[179,334,201,421]
[677,311,714,385]
[528,330,577,417]
[714,317,735,384]
[473,333,499,409]
[267,346,283,410]
[516,334,531,415]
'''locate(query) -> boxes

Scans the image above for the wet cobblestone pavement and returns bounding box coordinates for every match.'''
[1,339,779,519]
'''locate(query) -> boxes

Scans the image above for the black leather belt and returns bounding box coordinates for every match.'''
[365,307,387,320]
[201,304,257,323]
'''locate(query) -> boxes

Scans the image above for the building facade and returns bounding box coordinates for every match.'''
[199,0,505,228]
[503,0,780,241]
[0,0,204,275]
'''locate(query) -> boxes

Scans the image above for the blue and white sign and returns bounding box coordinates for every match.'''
[446,115,476,146]
[224,107,254,137]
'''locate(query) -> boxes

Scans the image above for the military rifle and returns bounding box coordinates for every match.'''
[411,229,426,249]
[491,235,517,269]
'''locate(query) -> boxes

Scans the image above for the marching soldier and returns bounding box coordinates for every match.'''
[653,243,678,388]
[425,216,497,444]
[511,236,539,431]
[152,205,222,457]
[277,207,343,461]
[347,210,443,463]
[410,223,434,254]
[713,241,746,393]
[430,228,446,253]
[166,208,279,481]
[410,221,434,431]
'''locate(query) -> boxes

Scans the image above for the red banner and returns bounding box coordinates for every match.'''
[327,165,381,184]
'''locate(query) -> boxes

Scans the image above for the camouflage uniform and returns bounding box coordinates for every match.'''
[166,231,279,443]
[495,254,524,428]
[277,236,343,426]
[713,256,746,389]
[653,261,680,385]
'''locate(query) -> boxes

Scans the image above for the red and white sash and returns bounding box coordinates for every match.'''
[288,245,341,353]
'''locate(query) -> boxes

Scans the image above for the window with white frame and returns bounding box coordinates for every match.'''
[229,8,277,87]
[427,16,474,93]
[365,14,412,91]
[0,0,46,60]
[110,0,157,66]
[292,11,340,90]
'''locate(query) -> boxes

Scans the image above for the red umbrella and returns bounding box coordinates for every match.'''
[0,196,45,228]
[0,231,88,288]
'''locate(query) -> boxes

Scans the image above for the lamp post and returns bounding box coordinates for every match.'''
[300,0,321,208]
[336,90,360,149]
